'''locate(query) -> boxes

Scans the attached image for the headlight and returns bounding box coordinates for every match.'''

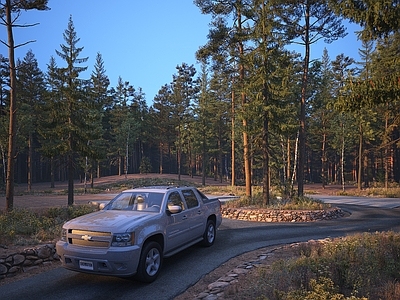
[112,232,134,247]
[61,228,67,241]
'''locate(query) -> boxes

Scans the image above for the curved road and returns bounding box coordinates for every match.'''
[2,197,400,300]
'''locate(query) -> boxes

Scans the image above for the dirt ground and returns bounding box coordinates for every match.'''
[0,174,349,295]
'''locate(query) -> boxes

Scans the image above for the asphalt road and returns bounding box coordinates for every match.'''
[2,196,400,300]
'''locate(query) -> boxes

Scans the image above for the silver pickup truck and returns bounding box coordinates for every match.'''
[56,186,222,282]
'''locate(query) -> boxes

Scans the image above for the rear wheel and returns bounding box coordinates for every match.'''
[201,219,216,247]
[135,241,162,283]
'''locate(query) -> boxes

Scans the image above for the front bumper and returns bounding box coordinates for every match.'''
[56,241,141,277]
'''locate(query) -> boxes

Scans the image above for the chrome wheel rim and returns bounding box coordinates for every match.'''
[207,224,215,243]
[145,248,161,276]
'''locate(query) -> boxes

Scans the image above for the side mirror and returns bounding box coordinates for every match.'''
[167,205,182,214]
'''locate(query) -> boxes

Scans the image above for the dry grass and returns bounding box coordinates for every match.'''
[233,232,400,300]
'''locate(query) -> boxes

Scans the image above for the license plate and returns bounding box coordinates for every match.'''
[79,260,94,270]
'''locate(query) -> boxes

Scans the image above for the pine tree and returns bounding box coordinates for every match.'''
[89,52,110,181]
[329,0,400,39]
[16,49,45,191]
[285,0,347,196]
[170,63,199,180]
[152,84,175,174]
[0,0,49,211]
[195,0,254,196]
[0,54,9,187]
[244,0,295,204]
[52,15,91,205]
[371,32,400,187]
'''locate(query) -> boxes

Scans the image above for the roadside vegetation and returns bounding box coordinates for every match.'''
[240,232,400,300]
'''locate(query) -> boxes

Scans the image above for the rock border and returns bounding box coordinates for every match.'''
[221,207,345,222]
[0,244,59,280]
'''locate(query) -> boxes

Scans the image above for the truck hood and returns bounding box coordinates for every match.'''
[63,210,157,232]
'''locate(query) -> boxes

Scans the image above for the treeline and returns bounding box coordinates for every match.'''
[1,1,399,208]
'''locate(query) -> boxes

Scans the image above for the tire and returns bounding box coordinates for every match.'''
[135,241,163,283]
[201,219,216,247]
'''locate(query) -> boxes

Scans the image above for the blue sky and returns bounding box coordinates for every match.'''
[1,0,362,105]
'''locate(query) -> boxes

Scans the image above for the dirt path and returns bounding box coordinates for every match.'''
[1,173,351,210]
[1,173,228,210]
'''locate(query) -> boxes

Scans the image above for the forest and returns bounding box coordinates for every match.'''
[1,1,399,209]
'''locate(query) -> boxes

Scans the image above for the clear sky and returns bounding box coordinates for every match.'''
[1,0,362,105]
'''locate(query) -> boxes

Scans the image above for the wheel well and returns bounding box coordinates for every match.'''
[208,214,216,224]
[144,234,164,251]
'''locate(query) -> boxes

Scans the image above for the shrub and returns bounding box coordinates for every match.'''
[0,205,98,246]
[252,232,400,300]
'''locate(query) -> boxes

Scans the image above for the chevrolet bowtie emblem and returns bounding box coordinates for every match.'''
[81,234,92,241]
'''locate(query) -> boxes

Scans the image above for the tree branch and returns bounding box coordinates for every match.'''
[15,40,36,48]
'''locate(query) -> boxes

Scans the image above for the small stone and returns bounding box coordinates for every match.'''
[0,264,8,275]
[8,266,20,274]
[23,260,33,266]
[196,292,210,299]
[218,276,236,282]
[13,254,26,265]
[37,246,52,259]
[23,265,40,273]
[232,268,249,274]
[24,249,36,255]
[208,281,230,290]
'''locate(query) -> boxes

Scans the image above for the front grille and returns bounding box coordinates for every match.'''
[68,229,112,248]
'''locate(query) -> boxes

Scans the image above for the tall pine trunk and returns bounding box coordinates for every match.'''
[298,3,310,197]
[237,7,251,197]
[5,0,17,211]
[231,86,235,187]
[357,124,363,191]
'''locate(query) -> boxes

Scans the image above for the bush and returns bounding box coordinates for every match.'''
[0,205,98,246]
[252,232,400,300]
[139,157,152,174]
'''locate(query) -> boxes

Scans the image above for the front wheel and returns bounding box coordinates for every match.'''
[201,219,216,247]
[135,241,163,283]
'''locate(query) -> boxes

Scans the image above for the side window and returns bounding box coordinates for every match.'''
[167,191,185,211]
[182,189,199,209]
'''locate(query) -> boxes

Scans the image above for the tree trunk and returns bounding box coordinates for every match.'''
[5,0,17,211]
[159,142,163,174]
[262,106,270,205]
[321,131,326,189]
[357,124,363,191]
[298,3,310,198]
[67,153,74,206]
[341,124,345,191]
[50,156,55,188]
[28,132,33,192]
[237,6,251,197]
[231,85,235,187]
[385,110,389,189]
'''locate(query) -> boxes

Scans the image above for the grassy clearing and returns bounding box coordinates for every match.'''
[240,232,400,300]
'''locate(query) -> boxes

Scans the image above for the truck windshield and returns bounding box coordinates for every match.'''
[105,192,163,212]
